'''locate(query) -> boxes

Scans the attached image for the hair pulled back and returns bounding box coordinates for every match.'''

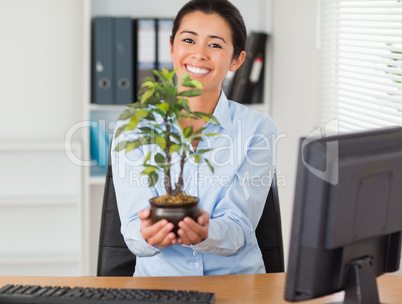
[171,0,247,59]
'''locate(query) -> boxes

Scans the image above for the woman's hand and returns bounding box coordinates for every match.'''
[138,209,176,249]
[177,209,210,246]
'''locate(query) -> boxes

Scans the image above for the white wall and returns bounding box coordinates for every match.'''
[0,0,87,275]
[270,0,318,268]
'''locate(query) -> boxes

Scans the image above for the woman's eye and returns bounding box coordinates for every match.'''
[210,43,222,49]
[183,38,194,44]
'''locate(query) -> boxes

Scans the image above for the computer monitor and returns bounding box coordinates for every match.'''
[285,126,402,303]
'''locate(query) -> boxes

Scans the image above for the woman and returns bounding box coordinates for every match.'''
[112,0,278,276]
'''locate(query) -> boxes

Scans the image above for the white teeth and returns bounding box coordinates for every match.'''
[186,65,210,75]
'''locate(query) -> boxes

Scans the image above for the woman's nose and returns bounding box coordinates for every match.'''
[192,44,208,61]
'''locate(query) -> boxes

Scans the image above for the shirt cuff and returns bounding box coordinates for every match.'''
[125,221,161,257]
[188,219,243,256]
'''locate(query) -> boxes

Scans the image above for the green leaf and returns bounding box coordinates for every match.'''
[189,127,205,141]
[139,126,153,133]
[183,126,193,138]
[177,89,203,97]
[161,68,170,79]
[118,107,137,120]
[153,70,165,81]
[127,102,146,109]
[193,154,201,163]
[169,132,181,143]
[205,158,214,173]
[209,115,220,125]
[199,114,213,122]
[141,81,156,89]
[182,80,196,88]
[125,141,140,153]
[167,68,177,81]
[148,171,159,187]
[197,148,212,154]
[204,132,220,137]
[125,118,140,131]
[165,95,177,105]
[179,98,190,112]
[154,153,165,165]
[114,125,126,138]
[192,112,219,125]
[144,151,152,164]
[169,144,181,155]
[141,165,158,174]
[155,136,166,151]
[156,102,169,111]
[140,88,155,104]
[114,140,128,151]
[125,109,148,130]
[124,136,150,153]
[182,79,203,90]
[181,72,190,82]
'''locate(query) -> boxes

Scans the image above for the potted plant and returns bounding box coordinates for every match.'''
[114,68,219,233]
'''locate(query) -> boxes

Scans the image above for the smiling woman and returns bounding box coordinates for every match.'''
[170,10,246,115]
[111,0,279,277]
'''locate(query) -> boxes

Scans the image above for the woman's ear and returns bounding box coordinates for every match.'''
[229,50,246,72]
[170,36,174,58]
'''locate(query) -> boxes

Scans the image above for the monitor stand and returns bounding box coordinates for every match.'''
[331,257,382,304]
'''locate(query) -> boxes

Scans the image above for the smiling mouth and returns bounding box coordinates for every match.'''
[185,64,211,75]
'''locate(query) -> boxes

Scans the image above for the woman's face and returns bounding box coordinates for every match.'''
[170,11,244,96]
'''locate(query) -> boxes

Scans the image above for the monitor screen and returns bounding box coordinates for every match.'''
[285,126,402,303]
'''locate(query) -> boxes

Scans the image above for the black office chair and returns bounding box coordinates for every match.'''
[97,155,284,276]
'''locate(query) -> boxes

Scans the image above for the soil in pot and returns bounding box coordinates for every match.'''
[149,193,200,235]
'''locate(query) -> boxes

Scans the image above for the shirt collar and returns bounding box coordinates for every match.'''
[209,91,234,131]
[153,91,234,131]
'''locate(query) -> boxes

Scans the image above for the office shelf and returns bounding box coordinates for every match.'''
[0,254,81,276]
[0,254,79,266]
[0,197,79,207]
[89,176,107,186]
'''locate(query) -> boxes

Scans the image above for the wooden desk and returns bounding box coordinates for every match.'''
[1,273,401,304]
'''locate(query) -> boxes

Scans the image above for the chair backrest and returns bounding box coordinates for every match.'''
[97,157,284,276]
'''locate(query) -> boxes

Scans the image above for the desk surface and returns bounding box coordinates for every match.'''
[1,273,401,304]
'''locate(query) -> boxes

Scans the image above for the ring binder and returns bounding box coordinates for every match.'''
[91,17,113,104]
[114,17,134,105]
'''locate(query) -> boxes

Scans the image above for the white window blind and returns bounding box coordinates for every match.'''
[316,0,402,132]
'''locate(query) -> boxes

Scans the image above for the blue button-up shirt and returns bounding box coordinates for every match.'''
[111,92,278,276]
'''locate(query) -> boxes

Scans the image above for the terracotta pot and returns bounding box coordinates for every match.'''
[149,197,200,235]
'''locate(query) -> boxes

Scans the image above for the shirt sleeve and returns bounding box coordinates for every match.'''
[191,116,278,256]
[111,122,161,257]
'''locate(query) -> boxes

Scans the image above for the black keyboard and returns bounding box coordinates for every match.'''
[0,284,215,304]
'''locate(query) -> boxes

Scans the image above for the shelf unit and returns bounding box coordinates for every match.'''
[0,0,88,276]
[0,143,83,276]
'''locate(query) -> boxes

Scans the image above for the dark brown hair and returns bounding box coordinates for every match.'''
[171,0,247,59]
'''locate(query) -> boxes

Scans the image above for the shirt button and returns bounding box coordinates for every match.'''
[194,263,199,268]
[189,190,194,195]
[193,251,197,256]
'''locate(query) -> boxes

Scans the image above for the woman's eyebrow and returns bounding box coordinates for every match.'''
[179,30,227,44]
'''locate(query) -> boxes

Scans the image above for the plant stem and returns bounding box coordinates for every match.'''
[173,150,186,196]
[163,115,172,196]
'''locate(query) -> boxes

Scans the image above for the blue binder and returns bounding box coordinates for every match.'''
[114,17,134,105]
[136,19,157,93]
[157,19,174,71]
[89,115,110,173]
[92,17,113,104]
